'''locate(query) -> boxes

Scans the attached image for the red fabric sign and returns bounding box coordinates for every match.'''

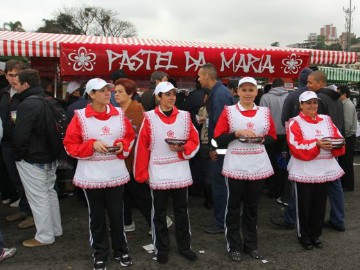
[60,43,311,79]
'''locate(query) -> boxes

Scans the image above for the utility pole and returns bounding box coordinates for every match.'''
[344,0,355,51]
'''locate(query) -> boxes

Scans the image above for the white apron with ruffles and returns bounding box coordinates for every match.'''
[288,114,344,183]
[222,104,274,180]
[73,107,130,189]
[146,110,193,190]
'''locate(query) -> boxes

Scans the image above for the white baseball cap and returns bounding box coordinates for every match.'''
[154,81,177,96]
[299,91,319,102]
[238,77,257,87]
[85,78,114,94]
[66,81,81,94]
[327,84,337,91]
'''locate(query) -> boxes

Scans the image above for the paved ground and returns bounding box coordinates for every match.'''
[1,157,360,270]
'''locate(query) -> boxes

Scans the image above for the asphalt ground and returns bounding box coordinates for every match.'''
[1,156,360,270]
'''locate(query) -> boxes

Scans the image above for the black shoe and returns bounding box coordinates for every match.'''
[269,215,295,229]
[245,249,264,260]
[311,238,323,248]
[229,250,242,262]
[203,223,224,234]
[157,254,168,264]
[323,220,345,232]
[299,240,314,250]
[94,261,106,270]
[179,249,197,261]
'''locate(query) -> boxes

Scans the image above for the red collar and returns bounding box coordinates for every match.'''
[299,112,323,124]
[85,104,119,118]
[154,105,180,124]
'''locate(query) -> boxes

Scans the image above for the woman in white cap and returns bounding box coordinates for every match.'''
[213,76,276,262]
[134,81,199,264]
[286,90,344,250]
[63,78,135,270]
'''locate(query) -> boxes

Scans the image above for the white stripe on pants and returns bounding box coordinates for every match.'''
[16,160,62,244]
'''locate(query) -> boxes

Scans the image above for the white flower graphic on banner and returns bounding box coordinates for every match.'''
[282,53,303,74]
[68,47,96,71]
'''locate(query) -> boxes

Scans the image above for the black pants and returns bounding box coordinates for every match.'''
[225,178,264,252]
[0,145,18,203]
[295,182,327,242]
[124,173,152,226]
[339,134,356,190]
[151,187,191,255]
[2,144,31,215]
[83,186,128,262]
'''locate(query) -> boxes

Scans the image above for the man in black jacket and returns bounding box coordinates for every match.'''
[140,71,168,111]
[0,60,34,229]
[12,69,63,248]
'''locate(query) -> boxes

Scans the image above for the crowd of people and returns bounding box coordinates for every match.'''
[0,60,356,269]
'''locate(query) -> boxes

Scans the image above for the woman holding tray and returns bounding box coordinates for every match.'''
[286,90,345,250]
[63,78,135,269]
[213,77,277,262]
[134,81,199,264]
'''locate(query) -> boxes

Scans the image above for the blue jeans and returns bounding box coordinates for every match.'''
[210,156,227,228]
[326,179,345,228]
[285,179,345,228]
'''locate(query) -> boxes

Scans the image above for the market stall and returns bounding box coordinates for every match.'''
[0,30,358,89]
[317,66,360,82]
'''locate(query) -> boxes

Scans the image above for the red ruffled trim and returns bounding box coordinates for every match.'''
[222,169,274,180]
[150,179,193,190]
[289,170,344,183]
[73,177,130,189]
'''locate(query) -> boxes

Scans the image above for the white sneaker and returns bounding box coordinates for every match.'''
[124,222,135,232]
[10,199,20,208]
[0,247,17,261]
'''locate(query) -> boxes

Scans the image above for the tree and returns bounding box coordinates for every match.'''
[314,35,326,50]
[37,5,137,37]
[3,21,24,32]
[37,15,82,34]
[271,41,280,47]
[327,43,342,51]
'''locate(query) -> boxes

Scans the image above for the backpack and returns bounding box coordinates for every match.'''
[28,95,68,159]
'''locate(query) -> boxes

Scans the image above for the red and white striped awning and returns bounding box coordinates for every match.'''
[0,30,357,65]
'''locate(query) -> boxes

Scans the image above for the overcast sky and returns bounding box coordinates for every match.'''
[1,0,358,47]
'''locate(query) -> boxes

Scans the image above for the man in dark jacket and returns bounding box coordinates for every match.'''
[140,71,168,111]
[12,69,63,248]
[198,63,235,233]
[0,60,34,229]
[269,68,312,229]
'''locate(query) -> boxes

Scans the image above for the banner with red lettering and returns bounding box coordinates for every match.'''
[60,43,311,79]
